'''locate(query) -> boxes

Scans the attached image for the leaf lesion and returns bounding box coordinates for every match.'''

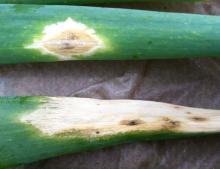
[26,18,105,59]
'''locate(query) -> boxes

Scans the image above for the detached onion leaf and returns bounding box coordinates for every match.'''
[0,5,220,64]
[0,96,220,168]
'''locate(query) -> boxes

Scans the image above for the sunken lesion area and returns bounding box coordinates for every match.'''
[43,29,99,57]
[20,97,220,138]
[26,18,105,60]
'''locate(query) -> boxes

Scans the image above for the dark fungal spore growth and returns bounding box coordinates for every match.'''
[161,117,181,130]
[120,119,145,126]
[189,116,208,122]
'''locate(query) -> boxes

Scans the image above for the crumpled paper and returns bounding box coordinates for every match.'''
[0,1,219,169]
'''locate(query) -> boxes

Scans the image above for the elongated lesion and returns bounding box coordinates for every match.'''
[26,18,105,60]
[19,97,220,137]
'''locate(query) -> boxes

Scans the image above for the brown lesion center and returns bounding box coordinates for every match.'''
[43,29,99,57]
